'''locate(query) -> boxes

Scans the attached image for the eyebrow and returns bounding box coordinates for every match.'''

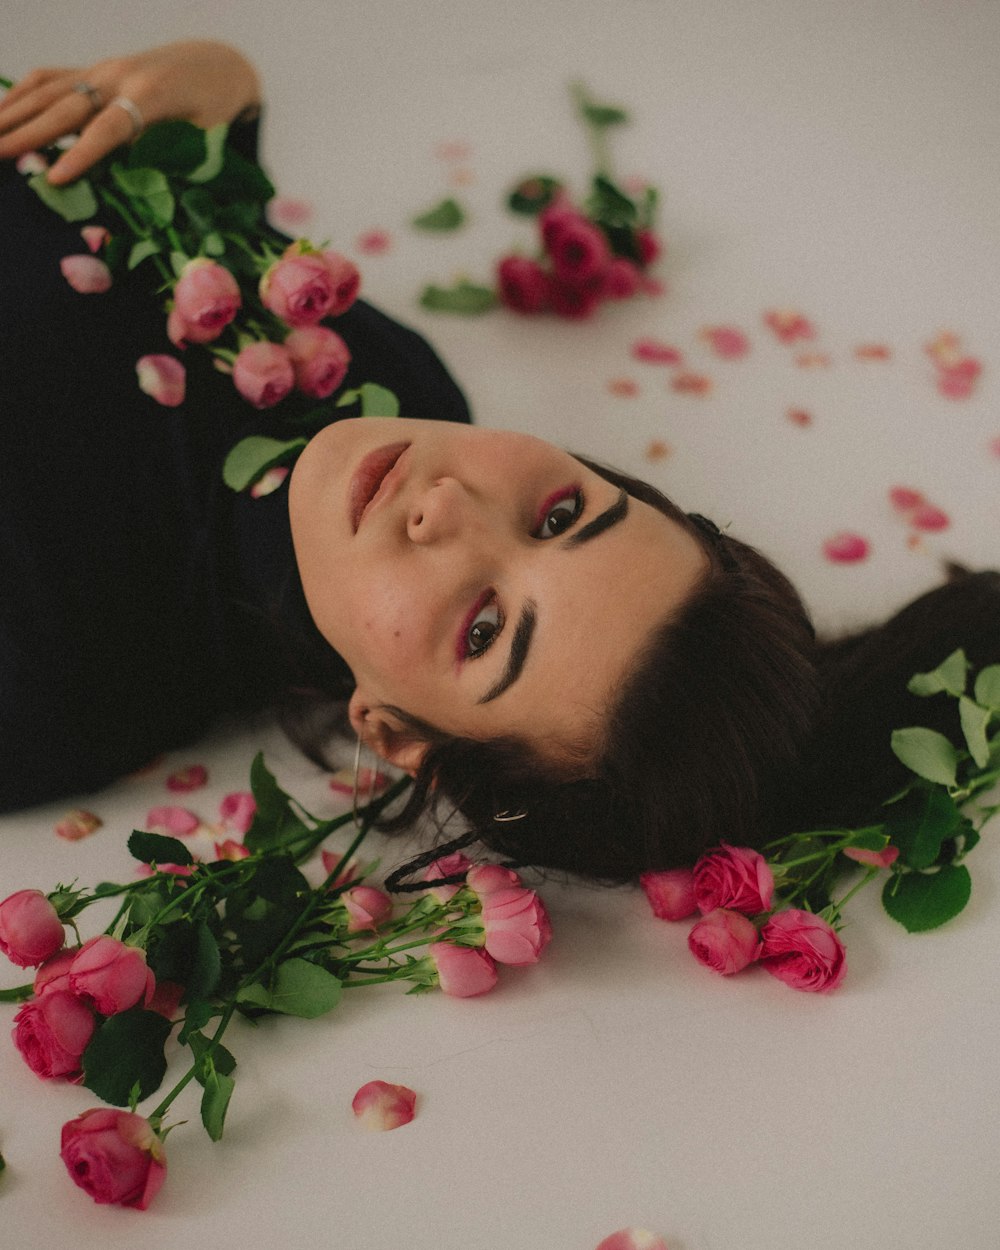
[476,489,630,704]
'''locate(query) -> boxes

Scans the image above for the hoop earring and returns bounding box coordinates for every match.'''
[493,809,528,823]
[351,730,379,831]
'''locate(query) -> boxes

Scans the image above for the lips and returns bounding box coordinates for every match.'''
[349,441,411,532]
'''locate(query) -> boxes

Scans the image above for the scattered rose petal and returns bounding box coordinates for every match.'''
[854,343,892,361]
[351,1080,417,1131]
[16,150,48,175]
[699,325,749,359]
[631,338,682,365]
[268,196,314,229]
[249,466,290,499]
[906,533,926,552]
[645,440,672,461]
[764,309,816,343]
[795,351,830,368]
[434,140,472,162]
[937,367,979,399]
[449,167,475,187]
[595,1229,670,1250]
[670,371,712,395]
[988,435,1000,459]
[214,839,250,861]
[843,844,900,868]
[328,766,389,798]
[908,502,949,532]
[924,330,962,365]
[80,225,110,253]
[355,228,392,255]
[60,254,112,294]
[166,765,208,793]
[823,532,871,563]
[787,408,812,427]
[145,806,200,837]
[889,486,926,513]
[54,809,102,841]
[607,377,639,397]
[219,792,256,834]
[136,354,186,407]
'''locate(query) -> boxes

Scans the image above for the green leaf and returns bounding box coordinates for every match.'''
[187,921,222,1002]
[177,1000,218,1045]
[200,1062,236,1141]
[221,435,308,493]
[973,664,1000,711]
[581,103,629,127]
[959,696,992,768]
[27,172,97,222]
[128,829,194,867]
[128,120,207,176]
[881,864,972,932]
[187,124,229,184]
[127,239,162,270]
[906,648,968,698]
[886,786,968,870]
[335,383,400,417]
[411,197,465,231]
[507,175,564,216]
[82,1009,172,1106]
[891,727,959,788]
[235,958,341,1018]
[187,1030,237,1080]
[111,165,175,228]
[586,174,637,227]
[419,279,498,315]
[243,752,312,852]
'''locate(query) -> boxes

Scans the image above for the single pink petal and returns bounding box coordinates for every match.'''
[630,338,682,365]
[145,806,200,837]
[166,765,208,793]
[843,845,900,868]
[355,228,392,255]
[854,343,892,361]
[988,435,1000,459]
[908,503,949,532]
[888,486,926,513]
[54,809,102,841]
[787,408,813,427]
[595,1229,670,1250]
[80,225,110,254]
[645,440,672,462]
[607,377,639,397]
[60,254,112,294]
[327,766,389,798]
[249,466,290,499]
[700,325,749,358]
[795,351,831,368]
[822,532,870,564]
[16,151,48,175]
[351,1080,417,1131]
[219,792,256,834]
[936,370,975,399]
[136,354,186,407]
[670,371,712,395]
[764,309,816,343]
[213,839,250,861]
[268,196,314,229]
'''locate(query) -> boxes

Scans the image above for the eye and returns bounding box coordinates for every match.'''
[461,592,504,661]
[534,488,584,539]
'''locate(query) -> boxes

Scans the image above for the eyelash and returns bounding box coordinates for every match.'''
[459,485,585,662]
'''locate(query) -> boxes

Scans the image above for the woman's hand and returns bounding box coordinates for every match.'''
[0,40,262,185]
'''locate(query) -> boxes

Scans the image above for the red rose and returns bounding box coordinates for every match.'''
[496,255,549,314]
[687,908,760,976]
[759,908,847,993]
[692,843,774,915]
[60,1109,166,1209]
[12,990,96,1079]
[0,888,65,967]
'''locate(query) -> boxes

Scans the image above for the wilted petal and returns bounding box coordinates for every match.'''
[54,809,102,841]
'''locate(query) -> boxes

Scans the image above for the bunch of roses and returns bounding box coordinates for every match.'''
[640,844,847,993]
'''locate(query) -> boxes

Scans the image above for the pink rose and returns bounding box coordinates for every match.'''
[466,863,522,897]
[69,936,155,1015]
[145,805,200,836]
[219,791,257,834]
[342,886,393,933]
[285,325,351,398]
[59,254,112,294]
[12,991,96,1079]
[692,843,774,915]
[759,908,847,993]
[259,251,340,327]
[0,889,65,967]
[596,1230,670,1250]
[687,908,760,975]
[33,946,80,996]
[496,255,549,314]
[319,249,361,316]
[351,1080,417,1132]
[479,886,552,966]
[428,942,498,998]
[171,258,241,343]
[60,1109,166,1209]
[232,341,295,408]
[640,869,697,921]
[545,216,611,284]
[423,851,472,903]
[321,851,369,886]
[136,354,186,407]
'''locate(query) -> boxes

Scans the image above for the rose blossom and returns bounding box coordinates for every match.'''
[640,869,697,921]
[479,886,552,966]
[466,863,522,897]
[59,254,112,294]
[61,1109,166,1209]
[171,257,241,343]
[601,257,641,300]
[545,216,611,284]
[546,275,603,320]
[259,250,340,326]
[319,249,361,315]
[496,255,549,314]
[232,341,295,409]
[12,991,96,1079]
[342,886,393,933]
[595,1230,670,1250]
[0,889,65,967]
[69,936,155,1015]
[758,908,847,993]
[427,942,498,997]
[351,1080,417,1131]
[423,851,472,903]
[136,354,186,407]
[34,946,80,995]
[687,908,760,975]
[692,843,774,915]
[285,325,351,398]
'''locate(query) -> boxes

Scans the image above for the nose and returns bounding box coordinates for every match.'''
[406,477,469,544]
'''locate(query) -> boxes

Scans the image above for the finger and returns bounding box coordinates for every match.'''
[46,107,138,185]
[0,74,81,136]
[0,90,98,162]
[0,66,75,111]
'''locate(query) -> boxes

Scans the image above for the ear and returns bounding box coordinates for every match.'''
[348,690,430,778]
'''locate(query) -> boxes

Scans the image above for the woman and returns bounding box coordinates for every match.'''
[1,42,997,880]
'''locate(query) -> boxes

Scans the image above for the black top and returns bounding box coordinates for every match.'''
[0,144,470,811]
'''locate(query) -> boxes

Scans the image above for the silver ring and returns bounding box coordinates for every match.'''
[110,94,145,139]
[71,80,103,113]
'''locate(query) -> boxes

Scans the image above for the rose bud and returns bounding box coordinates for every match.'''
[422,851,472,903]
[342,886,393,933]
[758,908,847,993]
[640,869,697,921]
[12,991,96,1079]
[136,354,186,407]
[69,936,155,1015]
[427,942,498,998]
[496,255,549,314]
[259,250,339,327]
[479,886,552,966]
[219,791,257,834]
[351,1080,417,1131]
[692,843,774,915]
[172,258,241,343]
[60,1109,166,1209]
[285,324,351,398]
[59,254,112,294]
[33,946,80,996]
[596,1230,670,1250]
[319,249,361,316]
[232,341,295,409]
[687,908,760,976]
[0,889,65,967]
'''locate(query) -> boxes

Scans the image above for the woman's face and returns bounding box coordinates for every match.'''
[289,418,707,772]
